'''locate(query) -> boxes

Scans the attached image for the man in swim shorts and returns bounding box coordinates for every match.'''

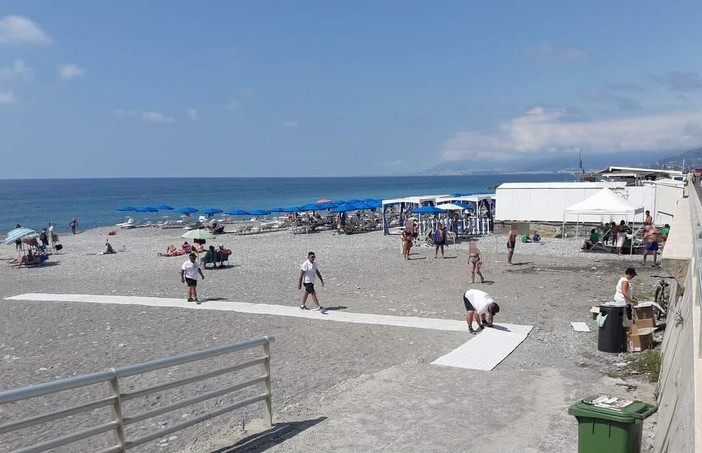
[298,251,325,311]
[642,224,660,267]
[463,288,500,334]
[180,252,205,303]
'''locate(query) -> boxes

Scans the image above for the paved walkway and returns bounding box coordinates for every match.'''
[5,292,531,334]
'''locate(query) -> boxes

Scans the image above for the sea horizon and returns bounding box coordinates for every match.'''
[1,173,575,234]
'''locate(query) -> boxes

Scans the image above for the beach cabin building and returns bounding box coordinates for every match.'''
[435,194,495,234]
[381,195,447,235]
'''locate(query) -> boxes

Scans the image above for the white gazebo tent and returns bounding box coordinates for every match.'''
[563,188,645,251]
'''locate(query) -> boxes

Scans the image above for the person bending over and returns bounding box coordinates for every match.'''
[463,288,500,334]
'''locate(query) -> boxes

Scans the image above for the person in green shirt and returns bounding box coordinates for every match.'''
[660,224,670,243]
[583,228,600,250]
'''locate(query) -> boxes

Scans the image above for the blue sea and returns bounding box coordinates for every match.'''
[0,174,574,234]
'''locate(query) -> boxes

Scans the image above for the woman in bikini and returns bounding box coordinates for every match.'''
[468,240,485,283]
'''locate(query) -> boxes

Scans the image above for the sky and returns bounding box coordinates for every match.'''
[1,1,702,178]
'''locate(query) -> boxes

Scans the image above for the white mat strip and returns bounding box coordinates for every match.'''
[571,322,591,332]
[5,293,532,334]
[431,327,532,371]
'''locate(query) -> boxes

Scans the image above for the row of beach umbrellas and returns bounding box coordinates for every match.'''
[116,199,383,217]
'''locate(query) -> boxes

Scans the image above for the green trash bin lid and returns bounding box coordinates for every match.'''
[568,394,657,423]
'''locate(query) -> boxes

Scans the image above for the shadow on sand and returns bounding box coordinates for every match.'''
[213,417,327,452]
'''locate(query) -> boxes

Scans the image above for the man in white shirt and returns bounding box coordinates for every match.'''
[298,251,325,311]
[180,253,205,304]
[463,288,500,334]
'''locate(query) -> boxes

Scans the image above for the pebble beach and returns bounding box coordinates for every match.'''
[0,225,659,452]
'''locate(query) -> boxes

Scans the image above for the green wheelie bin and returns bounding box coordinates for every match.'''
[568,395,657,453]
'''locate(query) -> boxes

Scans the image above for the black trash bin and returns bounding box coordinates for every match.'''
[598,305,627,353]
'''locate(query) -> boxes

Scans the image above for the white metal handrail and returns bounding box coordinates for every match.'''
[0,335,275,452]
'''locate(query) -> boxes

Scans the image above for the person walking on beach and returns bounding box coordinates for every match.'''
[507,226,517,264]
[434,224,447,258]
[463,288,500,334]
[468,240,485,284]
[70,217,78,234]
[180,252,205,303]
[298,251,324,311]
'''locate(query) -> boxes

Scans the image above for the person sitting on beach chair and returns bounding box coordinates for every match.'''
[181,241,192,253]
[217,245,232,268]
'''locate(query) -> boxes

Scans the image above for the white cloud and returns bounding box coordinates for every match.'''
[442,106,702,163]
[141,111,175,123]
[0,90,16,105]
[226,98,240,110]
[0,15,51,46]
[186,108,198,121]
[115,109,175,124]
[527,42,588,63]
[283,120,298,129]
[58,64,84,81]
[0,60,32,82]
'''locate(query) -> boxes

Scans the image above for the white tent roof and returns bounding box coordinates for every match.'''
[564,188,644,215]
[437,203,467,211]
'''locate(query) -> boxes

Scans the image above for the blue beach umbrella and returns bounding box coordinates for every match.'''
[154,204,174,211]
[117,206,137,212]
[176,207,199,214]
[279,206,302,213]
[315,202,338,210]
[136,207,159,213]
[333,203,357,213]
[225,208,250,216]
[413,206,444,215]
[248,208,271,216]
[300,203,321,211]
[201,208,223,215]
[4,227,39,245]
[269,207,286,213]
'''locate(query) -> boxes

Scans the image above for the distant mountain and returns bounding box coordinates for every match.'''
[656,147,702,170]
[420,150,667,175]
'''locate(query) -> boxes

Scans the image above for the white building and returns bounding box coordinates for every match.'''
[496,180,683,224]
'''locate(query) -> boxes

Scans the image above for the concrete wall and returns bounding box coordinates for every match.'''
[655,192,702,453]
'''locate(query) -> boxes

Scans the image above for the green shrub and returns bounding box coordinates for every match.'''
[629,348,662,382]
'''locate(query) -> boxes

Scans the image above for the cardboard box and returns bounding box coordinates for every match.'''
[633,317,656,329]
[628,324,656,336]
[628,332,652,352]
[634,305,655,321]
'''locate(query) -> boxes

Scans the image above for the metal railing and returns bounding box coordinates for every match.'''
[0,336,274,452]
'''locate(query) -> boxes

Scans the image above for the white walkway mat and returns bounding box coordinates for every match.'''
[571,322,590,332]
[431,326,532,371]
[5,293,532,334]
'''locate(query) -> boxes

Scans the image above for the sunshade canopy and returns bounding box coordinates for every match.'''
[564,188,644,215]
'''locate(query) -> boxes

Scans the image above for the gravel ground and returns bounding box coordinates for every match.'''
[0,226,659,452]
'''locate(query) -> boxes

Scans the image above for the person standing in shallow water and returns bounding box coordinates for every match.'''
[70,217,78,234]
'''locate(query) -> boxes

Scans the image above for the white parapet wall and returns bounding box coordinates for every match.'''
[655,193,702,452]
